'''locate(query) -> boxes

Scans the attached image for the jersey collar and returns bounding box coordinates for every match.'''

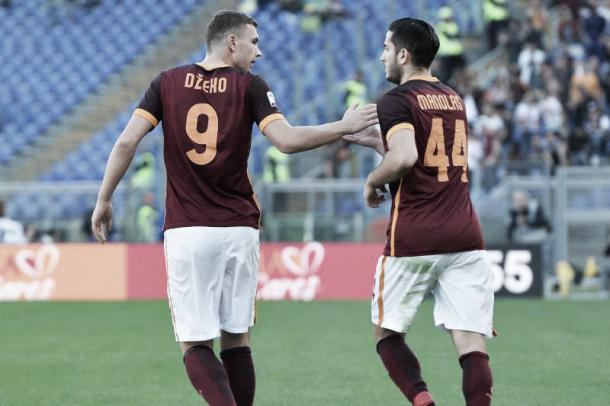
[406,76,439,83]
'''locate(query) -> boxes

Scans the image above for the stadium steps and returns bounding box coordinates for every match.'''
[0,0,238,182]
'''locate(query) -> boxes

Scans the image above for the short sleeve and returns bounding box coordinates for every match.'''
[247,76,284,132]
[134,73,163,127]
[377,92,414,141]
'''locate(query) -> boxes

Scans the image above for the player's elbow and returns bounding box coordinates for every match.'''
[116,138,137,152]
[273,139,299,154]
[114,135,140,156]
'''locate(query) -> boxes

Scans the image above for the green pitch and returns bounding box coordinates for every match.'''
[0,299,608,405]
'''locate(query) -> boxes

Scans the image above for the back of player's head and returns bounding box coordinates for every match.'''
[206,10,258,49]
[388,18,439,68]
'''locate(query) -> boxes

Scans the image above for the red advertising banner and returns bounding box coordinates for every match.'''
[124,242,385,300]
[127,244,166,299]
[258,242,383,300]
[0,244,127,301]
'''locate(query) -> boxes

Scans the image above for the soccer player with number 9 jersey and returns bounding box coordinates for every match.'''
[345,18,495,406]
[91,10,377,406]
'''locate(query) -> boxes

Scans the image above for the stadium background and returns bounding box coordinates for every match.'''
[0,0,609,404]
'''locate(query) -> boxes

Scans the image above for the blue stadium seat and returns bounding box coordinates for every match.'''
[0,0,200,166]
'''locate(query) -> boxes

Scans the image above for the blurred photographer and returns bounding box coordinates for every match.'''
[507,190,552,243]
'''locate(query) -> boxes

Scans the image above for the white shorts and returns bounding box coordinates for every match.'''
[371,250,494,338]
[164,226,259,342]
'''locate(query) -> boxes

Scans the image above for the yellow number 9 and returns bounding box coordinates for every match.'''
[185,103,218,165]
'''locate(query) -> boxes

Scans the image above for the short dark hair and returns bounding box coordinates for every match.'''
[388,18,439,68]
[206,10,258,48]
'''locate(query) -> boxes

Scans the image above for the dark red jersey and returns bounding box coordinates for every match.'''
[378,76,484,257]
[134,64,284,231]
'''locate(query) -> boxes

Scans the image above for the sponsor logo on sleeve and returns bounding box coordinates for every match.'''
[267,91,277,108]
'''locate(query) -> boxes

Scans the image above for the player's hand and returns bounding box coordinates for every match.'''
[342,102,378,134]
[91,200,113,244]
[343,124,382,150]
[364,180,387,208]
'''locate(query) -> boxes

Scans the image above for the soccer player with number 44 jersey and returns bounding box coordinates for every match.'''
[91,10,377,406]
[345,18,494,406]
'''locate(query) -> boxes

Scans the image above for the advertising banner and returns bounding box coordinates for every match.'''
[488,244,543,297]
[0,242,544,301]
[258,242,381,300]
[127,244,166,299]
[0,244,127,301]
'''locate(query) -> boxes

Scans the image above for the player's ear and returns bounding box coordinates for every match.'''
[398,48,409,65]
[227,33,238,52]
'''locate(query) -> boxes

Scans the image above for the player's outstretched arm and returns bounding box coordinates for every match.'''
[91,116,152,243]
[343,124,384,155]
[263,103,378,153]
[364,128,417,208]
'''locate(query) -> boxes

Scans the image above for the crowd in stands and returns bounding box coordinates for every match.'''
[451,0,610,192]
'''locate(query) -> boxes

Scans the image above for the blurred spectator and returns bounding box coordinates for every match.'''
[263,145,290,212]
[583,102,610,161]
[0,0,10,9]
[130,152,156,191]
[324,141,357,178]
[505,20,528,63]
[517,39,546,87]
[436,7,466,83]
[552,53,574,103]
[0,201,27,244]
[483,0,510,50]
[543,131,569,174]
[263,145,290,183]
[483,73,511,107]
[343,70,368,109]
[568,57,603,128]
[507,190,552,243]
[581,5,606,58]
[513,91,543,157]
[136,192,159,242]
[304,0,346,21]
[474,103,506,189]
[525,0,548,48]
[568,127,591,164]
[540,84,565,134]
[557,4,580,45]
[507,65,527,104]
[301,0,347,32]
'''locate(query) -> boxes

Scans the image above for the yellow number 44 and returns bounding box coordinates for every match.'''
[423,118,468,182]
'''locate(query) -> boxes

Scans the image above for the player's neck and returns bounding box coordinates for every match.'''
[400,68,432,85]
[198,54,232,70]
